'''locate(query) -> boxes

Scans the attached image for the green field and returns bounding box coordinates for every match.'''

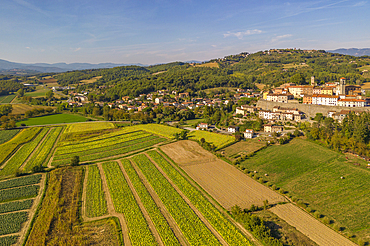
[188,130,236,149]
[24,86,51,98]
[241,138,370,238]
[16,114,88,126]
[0,94,16,103]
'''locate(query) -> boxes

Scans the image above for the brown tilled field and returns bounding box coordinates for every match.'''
[161,140,286,209]
[270,204,357,246]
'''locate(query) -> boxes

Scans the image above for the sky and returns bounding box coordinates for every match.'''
[0,0,369,65]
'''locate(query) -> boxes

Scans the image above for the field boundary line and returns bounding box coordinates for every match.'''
[18,173,46,246]
[117,160,164,246]
[19,128,52,171]
[145,153,229,246]
[97,163,131,246]
[155,148,263,246]
[129,158,190,246]
[46,127,64,168]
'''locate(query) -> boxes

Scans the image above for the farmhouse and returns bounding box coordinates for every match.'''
[196,123,209,130]
[244,129,254,139]
[264,124,283,133]
[228,126,239,133]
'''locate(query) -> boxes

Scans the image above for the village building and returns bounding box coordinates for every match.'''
[196,123,209,130]
[227,126,239,133]
[244,129,254,139]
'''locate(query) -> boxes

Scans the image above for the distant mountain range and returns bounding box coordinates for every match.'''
[0,59,143,74]
[327,48,370,57]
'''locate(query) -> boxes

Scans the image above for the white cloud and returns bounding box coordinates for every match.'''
[73,48,81,52]
[223,29,263,39]
[271,34,292,43]
[354,1,367,6]
[25,47,30,49]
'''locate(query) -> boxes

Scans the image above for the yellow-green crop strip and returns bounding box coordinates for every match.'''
[147,151,251,246]
[85,165,108,218]
[122,159,181,246]
[132,154,221,246]
[0,127,41,165]
[102,161,158,246]
[54,131,150,156]
[0,128,49,177]
[24,127,63,172]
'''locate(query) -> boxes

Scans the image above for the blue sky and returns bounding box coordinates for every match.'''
[0,0,369,64]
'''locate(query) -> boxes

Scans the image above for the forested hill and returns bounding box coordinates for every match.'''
[5,49,370,99]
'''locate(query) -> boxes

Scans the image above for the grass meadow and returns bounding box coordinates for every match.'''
[241,138,370,238]
[16,114,88,126]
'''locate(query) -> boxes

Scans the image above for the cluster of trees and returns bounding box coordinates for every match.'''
[231,205,283,246]
[0,80,25,96]
[303,112,370,158]
[0,104,16,129]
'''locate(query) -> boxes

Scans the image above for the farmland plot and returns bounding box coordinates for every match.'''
[0,174,44,245]
[161,141,286,209]
[0,128,49,177]
[270,204,356,246]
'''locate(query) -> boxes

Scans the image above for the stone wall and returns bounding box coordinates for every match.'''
[256,100,370,118]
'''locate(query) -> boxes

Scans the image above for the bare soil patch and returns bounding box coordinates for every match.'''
[270,204,357,246]
[161,141,286,209]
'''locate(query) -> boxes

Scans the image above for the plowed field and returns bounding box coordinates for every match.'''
[161,140,286,209]
[270,204,356,246]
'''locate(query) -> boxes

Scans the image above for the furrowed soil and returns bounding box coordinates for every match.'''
[270,204,357,246]
[160,140,286,209]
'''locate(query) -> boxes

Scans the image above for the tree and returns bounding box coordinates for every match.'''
[17,88,24,97]
[71,156,80,166]
[46,90,54,99]
[290,73,306,85]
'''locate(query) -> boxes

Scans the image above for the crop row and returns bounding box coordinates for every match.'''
[121,159,181,246]
[56,130,146,154]
[57,128,141,147]
[51,137,164,166]
[23,127,63,172]
[102,161,158,246]
[0,211,28,236]
[54,134,156,161]
[0,235,18,246]
[0,175,41,190]
[0,185,39,203]
[0,127,41,165]
[0,128,49,177]
[132,154,221,246]
[147,151,251,246]
[0,199,34,214]
[85,165,108,218]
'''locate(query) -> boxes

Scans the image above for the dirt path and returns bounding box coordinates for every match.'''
[19,128,52,171]
[129,159,190,246]
[144,153,229,246]
[270,204,357,246]
[17,173,47,246]
[46,127,64,168]
[97,163,131,246]
[117,160,164,246]
[156,149,263,246]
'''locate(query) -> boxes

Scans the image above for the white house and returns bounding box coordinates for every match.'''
[244,129,254,139]
[227,126,239,133]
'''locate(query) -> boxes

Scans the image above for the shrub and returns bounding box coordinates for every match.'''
[314,211,322,218]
